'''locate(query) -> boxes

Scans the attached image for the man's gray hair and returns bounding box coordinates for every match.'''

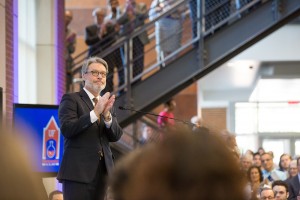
[81,57,109,77]
[92,7,107,17]
[259,186,274,196]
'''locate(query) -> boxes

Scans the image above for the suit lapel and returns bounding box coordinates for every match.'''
[79,90,93,111]
[296,176,300,195]
[79,90,102,126]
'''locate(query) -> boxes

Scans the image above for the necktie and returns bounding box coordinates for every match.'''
[93,97,104,160]
[267,174,273,182]
[93,97,100,123]
[93,97,98,106]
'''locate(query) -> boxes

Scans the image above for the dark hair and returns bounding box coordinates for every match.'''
[247,166,263,183]
[164,99,174,107]
[48,190,62,200]
[272,180,289,193]
[260,187,274,197]
[110,126,246,200]
[278,153,292,171]
[253,152,260,158]
[258,147,265,152]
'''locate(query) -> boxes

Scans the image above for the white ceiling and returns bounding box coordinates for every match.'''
[199,24,300,103]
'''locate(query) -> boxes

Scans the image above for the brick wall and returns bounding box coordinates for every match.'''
[5,0,14,127]
[202,108,227,132]
[56,0,66,103]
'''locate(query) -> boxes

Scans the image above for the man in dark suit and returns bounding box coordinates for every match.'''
[85,8,106,57]
[57,56,123,200]
[287,157,300,200]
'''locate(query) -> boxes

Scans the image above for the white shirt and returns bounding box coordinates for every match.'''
[83,88,112,128]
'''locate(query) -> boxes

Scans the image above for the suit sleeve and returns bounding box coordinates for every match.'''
[102,106,123,142]
[58,93,92,139]
[85,26,100,46]
[287,178,298,200]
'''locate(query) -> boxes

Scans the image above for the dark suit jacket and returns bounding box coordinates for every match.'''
[57,90,123,183]
[288,175,300,200]
[85,24,101,56]
[85,24,119,57]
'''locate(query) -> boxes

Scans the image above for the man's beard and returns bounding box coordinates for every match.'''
[93,84,105,93]
[87,82,106,94]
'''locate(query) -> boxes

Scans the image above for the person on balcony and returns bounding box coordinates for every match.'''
[65,10,76,92]
[157,98,176,130]
[103,0,125,94]
[117,0,149,85]
[149,0,184,67]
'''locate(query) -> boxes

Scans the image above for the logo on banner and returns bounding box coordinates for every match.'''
[42,116,60,166]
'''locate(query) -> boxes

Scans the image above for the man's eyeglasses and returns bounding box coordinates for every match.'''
[86,70,107,78]
[261,159,271,163]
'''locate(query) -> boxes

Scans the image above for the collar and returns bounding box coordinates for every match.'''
[83,87,99,101]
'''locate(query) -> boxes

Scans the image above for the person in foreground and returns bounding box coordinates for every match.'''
[49,190,63,200]
[57,56,123,200]
[0,128,48,200]
[109,126,246,200]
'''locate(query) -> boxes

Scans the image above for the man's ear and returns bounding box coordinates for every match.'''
[82,73,86,81]
[287,192,289,198]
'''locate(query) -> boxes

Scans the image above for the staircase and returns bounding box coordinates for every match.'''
[113,0,300,127]
[70,0,300,128]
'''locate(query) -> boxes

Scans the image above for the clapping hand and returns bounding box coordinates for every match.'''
[94,92,110,117]
[103,93,115,117]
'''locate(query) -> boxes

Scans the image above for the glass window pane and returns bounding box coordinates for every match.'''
[258,103,300,133]
[235,103,258,134]
[295,140,300,158]
[235,102,300,134]
[236,135,258,155]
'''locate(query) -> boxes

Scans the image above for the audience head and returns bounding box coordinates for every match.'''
[65,10,73,27]
[247,166,263,183]
[260,187,275,200]
[109,0,120,11]
[288,159,298,178]
[253,152,262,168]
[126,0,136,6]
[141,125,156,143]
[261,152,274,172]
[164,98,176,111]
[268,151,274,159]
[49,190,63,200]
[258,147,265,155]
[190,115,203,128]
[220,129,240,159]
[92,7,107,25]
[0,128,48,200]
[241,153,253,172]
[279,153,292,171]
[245,149,254,157]
[110,126,246,200]
[272,180,289,200]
